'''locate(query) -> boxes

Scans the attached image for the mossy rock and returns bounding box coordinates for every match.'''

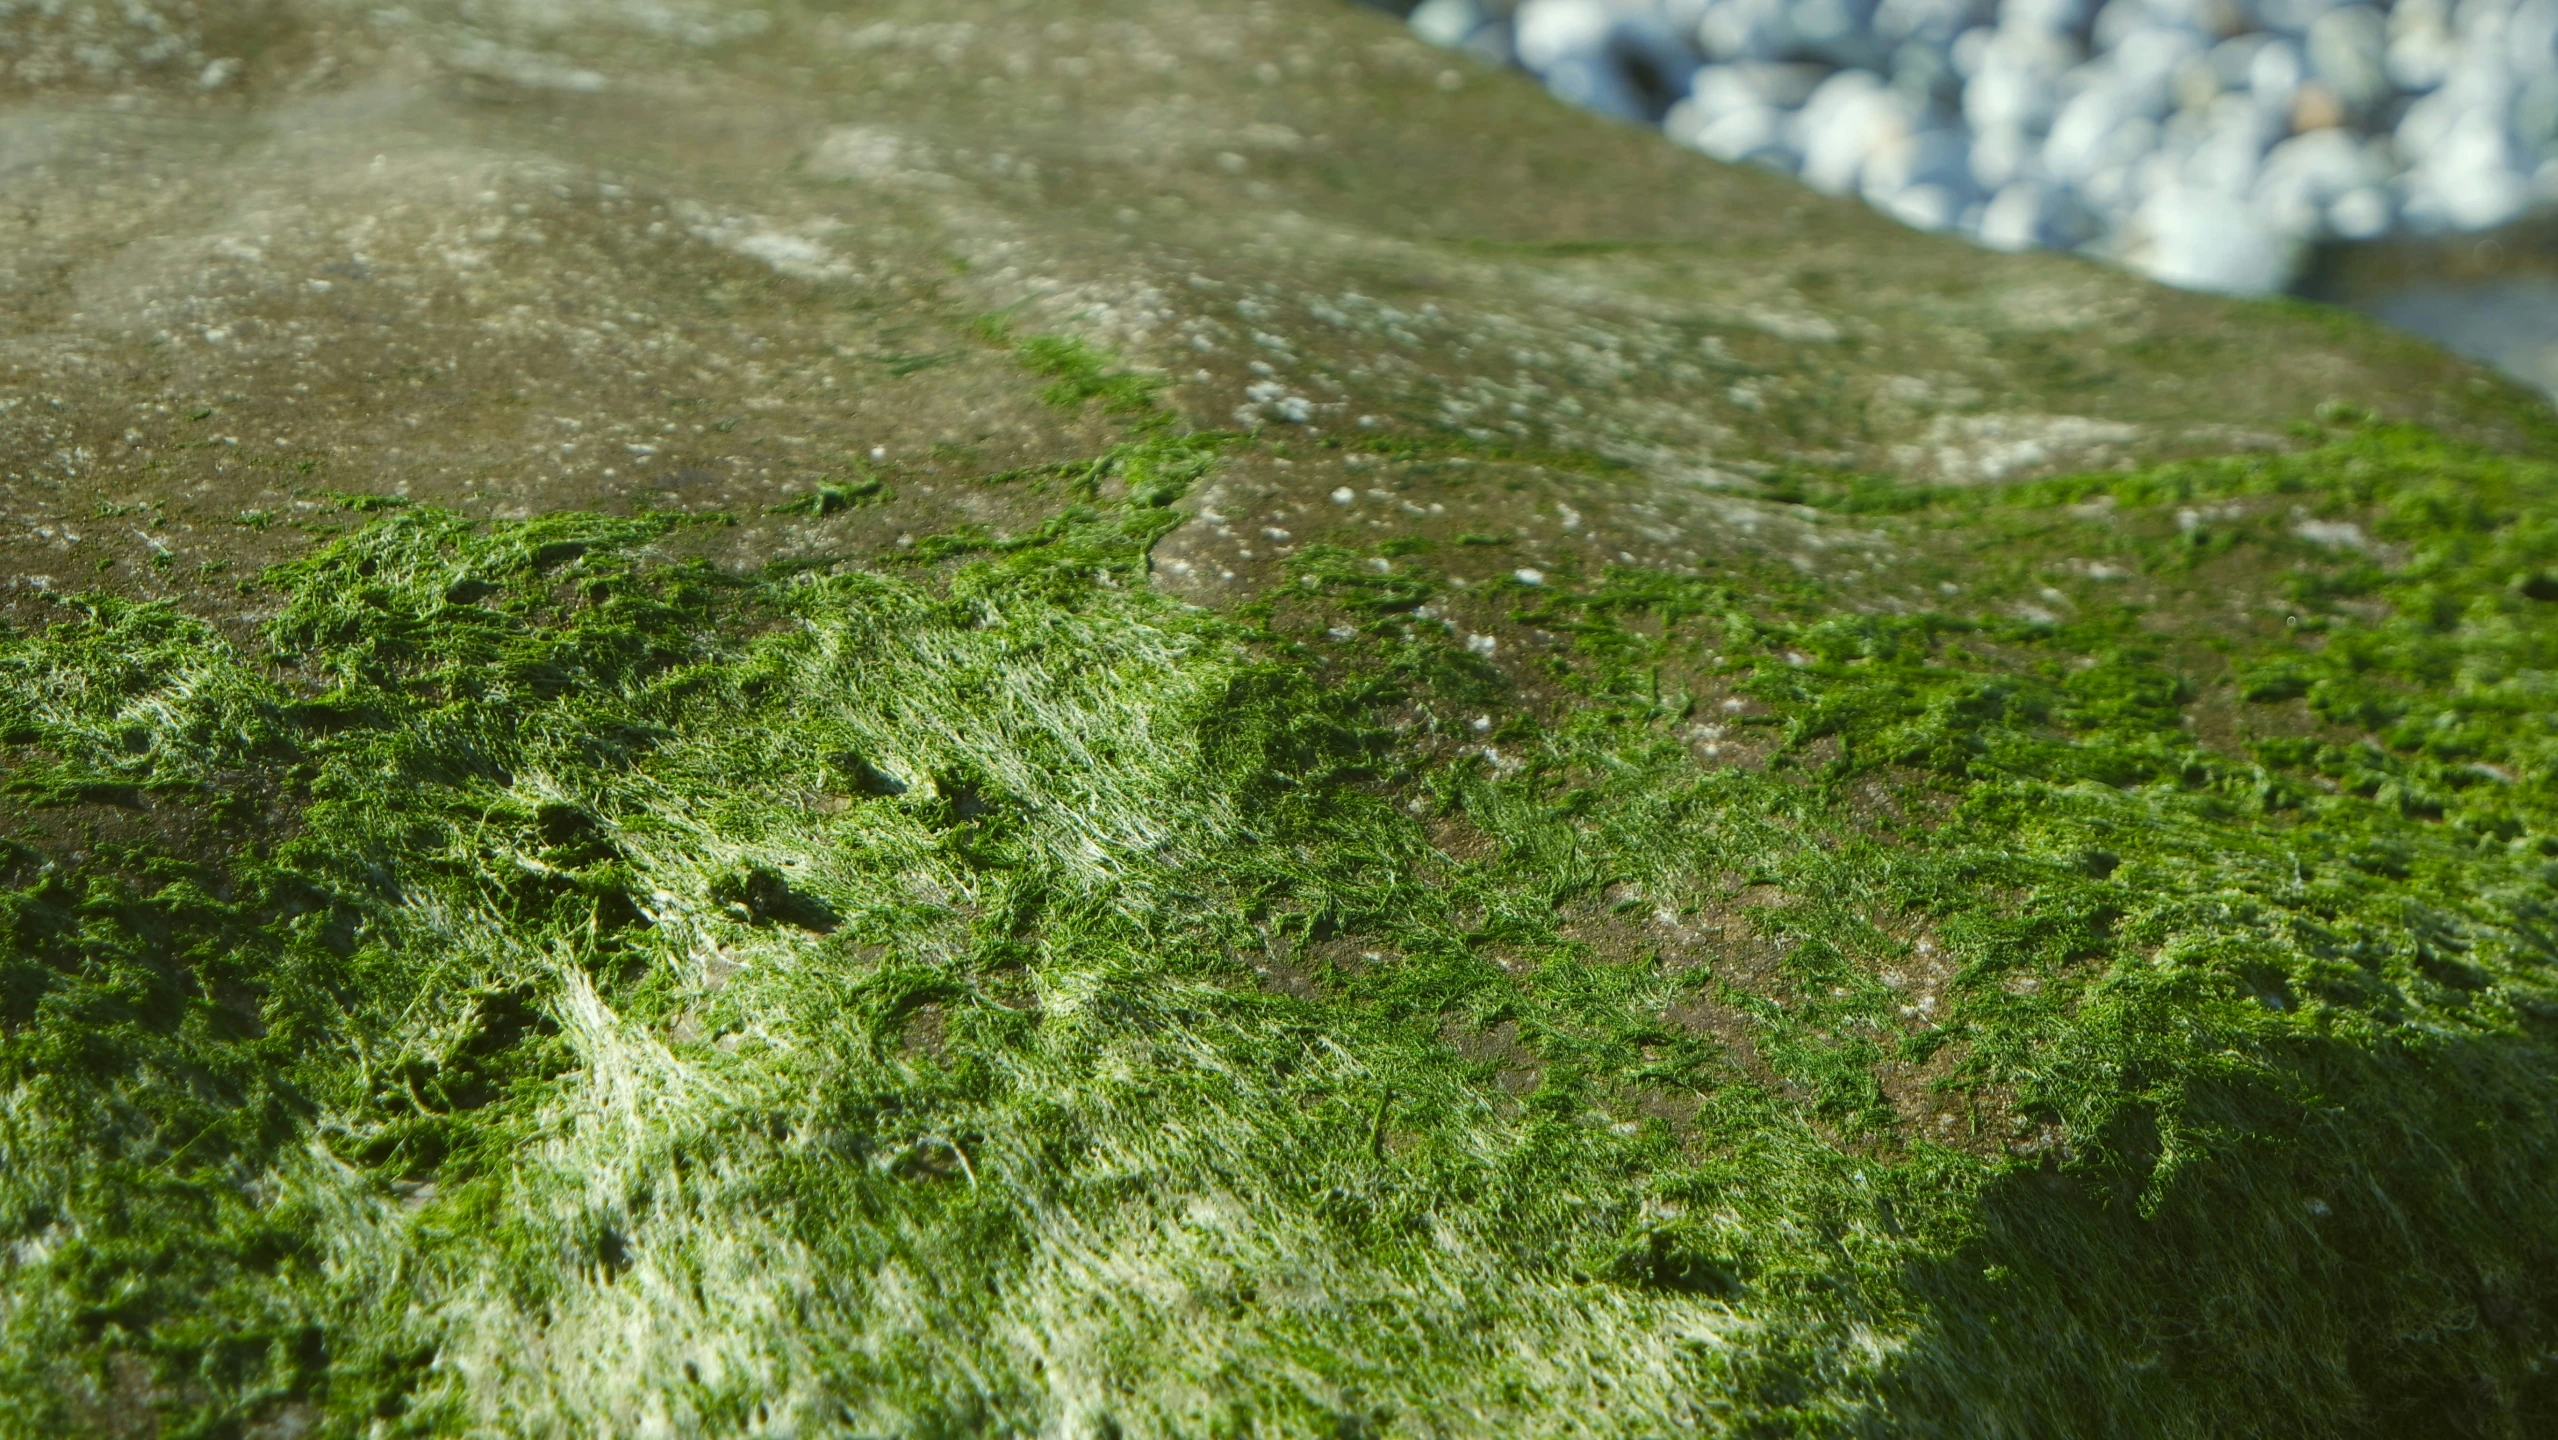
[4,1,2558,1436]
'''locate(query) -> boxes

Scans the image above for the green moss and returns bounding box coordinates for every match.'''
[1009,331,1167,421]
[4,385,2557,1436]
[769,474,891,517]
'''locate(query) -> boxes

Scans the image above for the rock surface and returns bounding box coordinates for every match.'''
[7,4,2558,1438]
[1,0,2550,628]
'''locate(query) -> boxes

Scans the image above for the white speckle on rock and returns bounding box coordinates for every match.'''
[806,126,909,181]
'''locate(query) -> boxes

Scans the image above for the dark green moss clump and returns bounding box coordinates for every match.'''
[3,411,2557,1437]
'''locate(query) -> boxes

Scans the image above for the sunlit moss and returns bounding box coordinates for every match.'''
[3,377,2556,1436]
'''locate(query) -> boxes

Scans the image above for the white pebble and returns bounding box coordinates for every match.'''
[1400,0,2558,295]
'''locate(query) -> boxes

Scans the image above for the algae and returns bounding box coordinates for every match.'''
[3,354,2557,1437]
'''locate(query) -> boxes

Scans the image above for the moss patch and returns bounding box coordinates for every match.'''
[3,393,2558,1437]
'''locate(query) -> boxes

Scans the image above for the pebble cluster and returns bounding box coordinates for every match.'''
[1397,0,2558,291]
[0,0,234,92]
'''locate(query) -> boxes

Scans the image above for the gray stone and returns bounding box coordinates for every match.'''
[2515,0,2558,76]
[2122,179,2303,290]
[2405,106,2534,227]
[1964,36,2073,128]
[2330,180,2399,231]
[1410,0,1498,48]
[2258,124,2394,231]
[1683,59,1827,113]
[1969,116,2044,184]
[2111,22,2210,103]
[1667,94,1802,163]
[2045,79,2164,179]
[1798,67,1918,191]
[2388,0,2460,88]
[1977,175,2103,242]
[1864,122,1979,199]
[1873,0,1990,46]
[2307,5,2391,108]
[1514,0,1700,119]
[2519,71,2558,144]
[1695,0,1801,60]
[2003,0,2102,33]
[2184,97,2282,192]
[8,0,2537,621]
[1881,177,1967,223]
[2249,34,2307,108]
[2254,0,2350,33]
[2211,30,2279,90]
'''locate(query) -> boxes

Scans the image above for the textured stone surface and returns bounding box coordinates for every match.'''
[9,8,2558,1436]
[2,0,2551,628]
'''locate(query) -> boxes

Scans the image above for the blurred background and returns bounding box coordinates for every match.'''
[1361,0,2558,402]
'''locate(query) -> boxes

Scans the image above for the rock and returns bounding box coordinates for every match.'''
[1881,178,1967,225]
[1978,175,2105,242]
[1786,0,1892,63]
[1891,34,1967,105]
[2003,0,2101,33]
[1964,45,2069,129]
[1970,116,2045,184]
[1409,0,1501,49]
[2386,0,2459,88]
[2306,4,2390,108]
[2399,103,2532,229]
[1680,59,1827,118]
[2111,21,2210,103]
[2210,30,2276,92]
[1668,94,1801,163]
[1514,0,1700,119]
[2519,70,2558,147]
[1979,177,2056,242]
[2045,80,2160,179]
[1697,0,1808,61]
[2123,179,2304,288]
[2518,0,2558,66]
[5,6,2558,1439]
[1798,67,1918,191]
[2257,123,2393,231]
[2331,179,2399,231]
[1863,121,1979,201]
[2254,0,2350,32]
[2249,33,2307,109]
[2185,97,2281,191]
[2291,78,2348,128]
[1874,0,1994,46]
